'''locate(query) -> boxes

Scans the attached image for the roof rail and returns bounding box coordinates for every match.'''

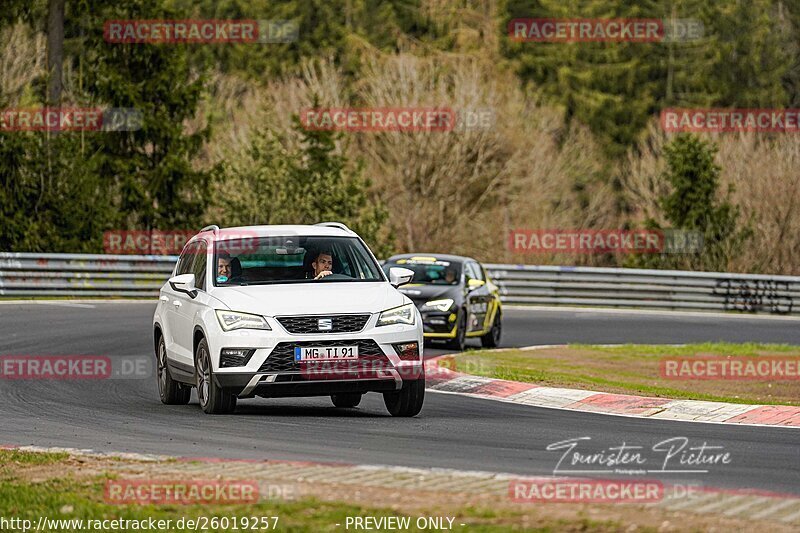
[199,225,219,233]
[315,221,352,232]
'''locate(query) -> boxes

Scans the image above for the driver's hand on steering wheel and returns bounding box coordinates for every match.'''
[314,270,333,280]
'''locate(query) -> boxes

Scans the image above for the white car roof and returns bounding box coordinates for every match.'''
[192,224,356,243]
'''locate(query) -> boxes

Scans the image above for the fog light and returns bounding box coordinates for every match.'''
[220,348,255,368]
[393,342,419,361]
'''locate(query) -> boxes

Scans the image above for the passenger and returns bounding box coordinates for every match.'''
[311,250,334,280]
[444,268,457,284]
[217,251,232,281]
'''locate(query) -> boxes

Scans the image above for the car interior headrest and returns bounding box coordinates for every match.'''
[231,257,242,278]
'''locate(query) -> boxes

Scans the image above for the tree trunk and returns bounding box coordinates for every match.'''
[46,0,64,107]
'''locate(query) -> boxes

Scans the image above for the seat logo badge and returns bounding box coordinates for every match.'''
[318,318,333,331]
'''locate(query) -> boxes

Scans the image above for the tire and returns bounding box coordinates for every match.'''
[480,311,502,348]
[331,393,362,408]
[195,338,237,414]
[156,334,190,405]
[383,377,425,417]
[444,310,467,351]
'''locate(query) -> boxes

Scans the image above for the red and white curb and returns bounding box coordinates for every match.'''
[424,353,800,428]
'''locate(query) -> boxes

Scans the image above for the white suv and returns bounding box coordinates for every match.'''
[152,223,424,416]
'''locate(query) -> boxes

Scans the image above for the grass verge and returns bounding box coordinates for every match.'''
[0,450,629,533]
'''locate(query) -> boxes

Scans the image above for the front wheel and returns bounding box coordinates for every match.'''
[383,378,425,417]
[480,311,502,348]
[196,338,237,414]
[444,310,467,351]
[331,393,362,408]
[156,335,190,405]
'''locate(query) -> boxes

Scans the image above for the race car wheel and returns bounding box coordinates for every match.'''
[445,310,467,351]
[196,338,237,415]
[156,334,190,405]
[384,377,425,417]
[331,393,362,408]
[481,311,502,348]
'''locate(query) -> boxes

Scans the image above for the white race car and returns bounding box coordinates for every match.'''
[153,223,424,416]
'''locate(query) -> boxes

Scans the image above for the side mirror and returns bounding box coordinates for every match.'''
[467,278,486,291]
[169,273,197,298]
[389,267,414,288]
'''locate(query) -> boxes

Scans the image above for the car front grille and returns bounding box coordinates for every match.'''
[276,314,370,334]
[258,339,388,374]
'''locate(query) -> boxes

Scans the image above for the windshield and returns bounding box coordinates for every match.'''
[383,259,462,285]
[213,236,384,286]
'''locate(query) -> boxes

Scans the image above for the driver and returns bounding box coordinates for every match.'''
[444,268,457,284]
[311,250,334,280]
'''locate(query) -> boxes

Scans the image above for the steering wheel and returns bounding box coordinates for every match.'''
[317,273,351,281]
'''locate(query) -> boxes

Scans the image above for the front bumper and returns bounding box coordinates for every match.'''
[207,314,424,398]
[216,370,414,398]
[420,311,458,337]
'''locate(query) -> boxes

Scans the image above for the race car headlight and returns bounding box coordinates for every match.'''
[376,303,416,327]
[422,299,454,312]
[215,310,271,332]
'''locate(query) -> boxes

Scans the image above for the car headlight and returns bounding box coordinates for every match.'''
[422,299,454,312]
[376,303,416,327]
[215,310,271,332]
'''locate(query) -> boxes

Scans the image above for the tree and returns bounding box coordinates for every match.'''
[502,0,791,156]
[45,0,64,106]
[211,115,392,256]
[287,118,391,255]
[0,129,113,253]
[629,133,749,272]
[75,0,211,232]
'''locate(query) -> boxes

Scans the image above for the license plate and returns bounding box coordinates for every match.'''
[294,346,359,361]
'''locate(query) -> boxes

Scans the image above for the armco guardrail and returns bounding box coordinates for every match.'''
[1,253,798,315]
[485,264,800,315]
[0,253,177,297]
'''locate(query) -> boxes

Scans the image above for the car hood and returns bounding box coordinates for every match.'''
[214,282,407,317]
[396,284,460,305]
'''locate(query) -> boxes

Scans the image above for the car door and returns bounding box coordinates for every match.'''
[480,263,501,326]
[162,243,197,361]
[464,261,490,334]
[170,240,209,367]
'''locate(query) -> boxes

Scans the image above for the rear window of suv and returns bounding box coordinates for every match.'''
[213,235,385,286]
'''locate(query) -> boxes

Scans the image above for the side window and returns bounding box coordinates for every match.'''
[470,262,485,281]
[175,243,197,275]
[465,262,481,281]
[331,242,354,277]
[191,240,208,290]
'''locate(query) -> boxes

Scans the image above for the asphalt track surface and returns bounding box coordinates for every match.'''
[0,302,798,495]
